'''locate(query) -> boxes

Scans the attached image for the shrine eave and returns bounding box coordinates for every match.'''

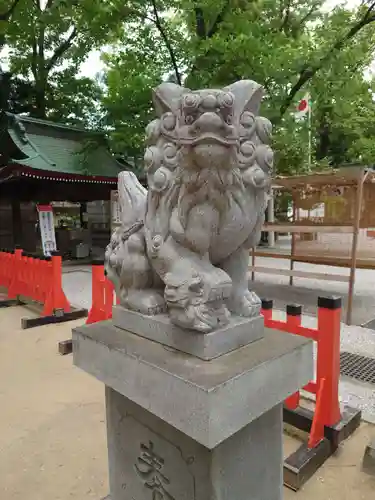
[0,163,118,185]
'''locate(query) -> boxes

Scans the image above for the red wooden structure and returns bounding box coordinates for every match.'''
[86,260,116,324]
[0,247,86,328]
[261,296,361,490]
[262,297,341,448]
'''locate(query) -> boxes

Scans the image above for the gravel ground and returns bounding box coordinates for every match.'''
[271,309,375,424]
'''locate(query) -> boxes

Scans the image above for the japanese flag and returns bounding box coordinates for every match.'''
[295,93,310,118]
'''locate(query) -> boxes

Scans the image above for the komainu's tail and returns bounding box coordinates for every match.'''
[118,171,147,228]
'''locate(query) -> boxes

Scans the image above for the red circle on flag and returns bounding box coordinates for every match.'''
[298,99,307,112]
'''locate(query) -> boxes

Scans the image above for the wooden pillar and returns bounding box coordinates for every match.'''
[347,170,366,325]
[11,199,22,248]
[80,202,87,229]
[289,201,296,286]
[268,188,275,247]
[251,248,256,281]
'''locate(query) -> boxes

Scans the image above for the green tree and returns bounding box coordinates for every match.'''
[102,9,183,159]
[3,0,122,122]
[0,0,22,49]
[102,0,375,171]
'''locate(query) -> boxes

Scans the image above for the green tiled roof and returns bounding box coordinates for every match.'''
[6,114,124,178]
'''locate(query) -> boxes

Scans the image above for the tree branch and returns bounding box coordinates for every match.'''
[207,0,230,38]
[279,8,375,119]
[279,0,292,33]
[150,0,182,85]
[194,6,206,38]
[0,0,22,20]
[117,3,182,85]
[31,36,38,80]
[299,2,321,28]
[46,26,78,72]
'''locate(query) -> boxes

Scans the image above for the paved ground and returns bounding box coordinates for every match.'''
[62,267,92,311]
[250,256,375,326]
[1,305,374,499]
[62,257,375,326]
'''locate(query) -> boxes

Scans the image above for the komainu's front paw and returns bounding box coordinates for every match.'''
[122,289,167,315]
[227,289,261,317]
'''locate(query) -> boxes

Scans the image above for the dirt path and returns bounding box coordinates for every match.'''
[0,306,107,500]
[0,305,374,499]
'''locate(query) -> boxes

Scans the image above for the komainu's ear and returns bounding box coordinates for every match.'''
[224,80,264,116]
[152,83,189,116]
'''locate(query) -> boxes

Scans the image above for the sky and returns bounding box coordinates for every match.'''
[323,0,362,10]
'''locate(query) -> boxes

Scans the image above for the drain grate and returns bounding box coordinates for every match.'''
[340,351,375,385]
[363,318,375,331]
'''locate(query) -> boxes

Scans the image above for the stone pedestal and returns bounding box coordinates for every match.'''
[362,439,375,476]
[73,319,313,500]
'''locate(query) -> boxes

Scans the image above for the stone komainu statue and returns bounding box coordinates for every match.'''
[105,80,273,332]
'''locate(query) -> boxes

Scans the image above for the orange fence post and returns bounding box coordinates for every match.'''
[43,252,70,316]
[316,296,342,428]
[0,246,85,328]
[8,247,22,299]
[285,304,302,410]
[104,277,114,320]
[261,295,345,449]
[87,260,114,324]
[261,298,273,323]
[0,249,12,289]
[38,256,49,303]
[308,378,326,449]
[0,249,5,287]
[87,260,106,324]
[51,252,70,312]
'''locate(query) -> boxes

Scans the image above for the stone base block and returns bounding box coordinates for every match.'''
[112,305,264,360]
[73,318,313,500]
[362,439,375,476]
[73,322,312,449]
[284,439,332,491]
[106,388,283,500]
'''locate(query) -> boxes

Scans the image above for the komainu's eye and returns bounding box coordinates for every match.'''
[162,112,176,131]
[225,114,233,125]
[185,114,195,125]
[183,93,200,110]
[240,141,256,157]
[240,111,255,128]
[218,92,234,108]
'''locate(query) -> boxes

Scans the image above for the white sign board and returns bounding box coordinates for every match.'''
[111,190,122,230]
[37,204,57,256]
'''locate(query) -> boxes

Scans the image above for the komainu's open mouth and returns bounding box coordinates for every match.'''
[180,133,236,147]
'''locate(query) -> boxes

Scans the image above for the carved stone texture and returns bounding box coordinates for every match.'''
[105,80,273,332]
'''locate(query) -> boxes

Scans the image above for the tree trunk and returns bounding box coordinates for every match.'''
[33,79,47,119]
[316,113,331,161]
[11,199,22,248]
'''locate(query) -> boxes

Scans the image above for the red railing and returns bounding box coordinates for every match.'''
[0,248,71,316]
[261,296,342,449]
[86,260,117,324]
